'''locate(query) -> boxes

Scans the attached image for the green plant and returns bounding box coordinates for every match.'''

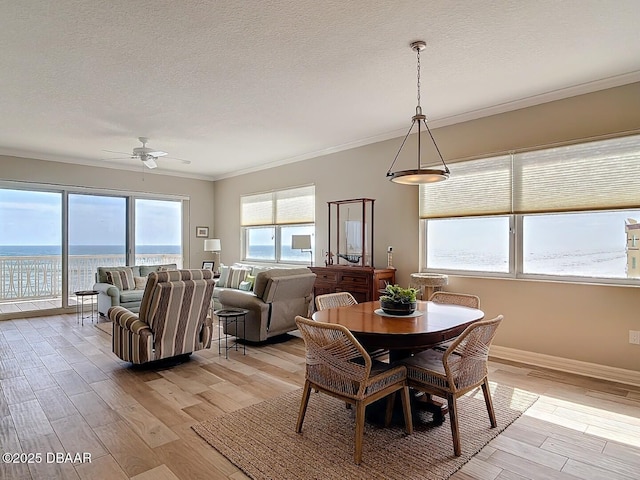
[380,284,418,304]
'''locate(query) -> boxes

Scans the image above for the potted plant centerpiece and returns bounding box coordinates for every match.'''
[380,284,418,316]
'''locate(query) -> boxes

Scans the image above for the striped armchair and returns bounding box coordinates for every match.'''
[108,269,216,364]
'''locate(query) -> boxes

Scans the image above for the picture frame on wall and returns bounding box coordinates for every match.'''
[202,261,214,270]
[196,226,209,238]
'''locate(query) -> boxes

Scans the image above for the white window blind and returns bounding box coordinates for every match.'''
[241,192,273,226]
[514,135,640,213]
[241,185,315,226]
[420,156,512,218]
[420,133,640,218]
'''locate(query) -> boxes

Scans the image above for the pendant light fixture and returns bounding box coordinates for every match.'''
[386,41,450,185]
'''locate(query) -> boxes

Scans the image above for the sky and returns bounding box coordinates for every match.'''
[0,189,181,246]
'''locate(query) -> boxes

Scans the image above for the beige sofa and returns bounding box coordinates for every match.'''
[93,264,177,316]
[218,267,316,342]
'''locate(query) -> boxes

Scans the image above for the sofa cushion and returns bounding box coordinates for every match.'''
[97,265,141,284]
[227,267,250,289]
[134,276,147,290]
[120,289,145,303]
[105,268,135,291]
[218,265,231,287]
[139,264,178,276]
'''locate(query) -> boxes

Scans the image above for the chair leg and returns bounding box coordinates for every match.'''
[400,386,413,435]
[384,391,396,427]
[481,378,497,428]
[447,393,461,456]
[296,380,312,433]
[354,401,366,465]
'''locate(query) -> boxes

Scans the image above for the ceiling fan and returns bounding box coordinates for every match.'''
[103,137,191,169]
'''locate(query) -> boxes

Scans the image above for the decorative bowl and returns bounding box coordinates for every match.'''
[380,299,417,316]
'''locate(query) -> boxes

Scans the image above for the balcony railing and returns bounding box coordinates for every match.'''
[0,254,182,301]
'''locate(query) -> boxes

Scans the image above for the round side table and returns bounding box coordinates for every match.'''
[74,290,99,326]
[214,308,249,358]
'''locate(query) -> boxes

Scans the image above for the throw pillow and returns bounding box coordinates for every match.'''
[245,274,256,291]
[134,276,147,290]
[105,268,135,291]
[218,265,230,287]
[227,267,250,289]
[238,280,252,291]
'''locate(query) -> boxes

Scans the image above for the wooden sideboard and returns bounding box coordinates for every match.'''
[309,266,396,304]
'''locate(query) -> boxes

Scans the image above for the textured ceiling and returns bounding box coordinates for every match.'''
[1,1,639,180]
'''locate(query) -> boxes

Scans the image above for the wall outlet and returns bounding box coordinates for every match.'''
[629,330,640,345]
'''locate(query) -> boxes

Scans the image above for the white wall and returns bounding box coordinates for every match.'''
[214,82,640,372]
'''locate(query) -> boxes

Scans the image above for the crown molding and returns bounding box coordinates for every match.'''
[214,71,640,181]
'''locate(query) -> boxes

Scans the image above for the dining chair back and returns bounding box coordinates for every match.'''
[295,315,413,464]
[429,291,480,309]
[402,315,503,456]
[315,291,358,311]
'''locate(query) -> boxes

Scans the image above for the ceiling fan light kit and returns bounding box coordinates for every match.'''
[386,40,450,185]
[103,137,191,170]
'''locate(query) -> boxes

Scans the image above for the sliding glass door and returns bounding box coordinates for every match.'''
[1,183,185,317]
[0,188,62,312]
[67,194,127,305]
[134,199,183,267]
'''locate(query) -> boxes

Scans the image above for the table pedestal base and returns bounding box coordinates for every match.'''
[366,390,447,428]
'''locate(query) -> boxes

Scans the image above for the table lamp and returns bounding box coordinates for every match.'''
[291,235,313,266]
[204,238,222,271]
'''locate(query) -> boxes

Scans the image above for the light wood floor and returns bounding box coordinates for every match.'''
[1,314,639,480]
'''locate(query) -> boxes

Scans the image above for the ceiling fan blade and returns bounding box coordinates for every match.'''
[102,149,131,156]
[165,156,191,165]
[147,150,168,157]
[142,157,157,169]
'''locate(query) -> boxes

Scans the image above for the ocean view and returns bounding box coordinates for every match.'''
[0,245,181,256]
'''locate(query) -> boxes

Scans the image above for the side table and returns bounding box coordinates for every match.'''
[74,290,99,326]
[214,308,248,358]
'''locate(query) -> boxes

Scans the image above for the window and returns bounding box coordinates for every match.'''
[522,210,640,279]
[241,185,315,264]
[426,216,511,273]
[421,133,640,284]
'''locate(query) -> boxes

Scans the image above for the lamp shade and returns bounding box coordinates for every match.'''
[204,238,221,252]
[291,235,312,250]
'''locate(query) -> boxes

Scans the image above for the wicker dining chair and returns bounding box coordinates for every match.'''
[315,291,358,311]
[429,291,480,309]
[315,292,387,360]
[295,315,413,465]
[401,315,503,456]
[430,292,481,352]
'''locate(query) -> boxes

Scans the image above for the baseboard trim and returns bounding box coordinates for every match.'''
[490,345,640,388]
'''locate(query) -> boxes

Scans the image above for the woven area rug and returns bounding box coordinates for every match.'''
[193,383,538,480]
[94,322,112,335]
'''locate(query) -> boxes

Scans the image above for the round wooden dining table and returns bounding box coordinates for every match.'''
[311,300,484,361]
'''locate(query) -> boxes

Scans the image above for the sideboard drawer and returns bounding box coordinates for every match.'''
[340,273,370,285]
[315,271,338,283]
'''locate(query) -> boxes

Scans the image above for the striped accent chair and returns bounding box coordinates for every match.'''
[109,269,216,364]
